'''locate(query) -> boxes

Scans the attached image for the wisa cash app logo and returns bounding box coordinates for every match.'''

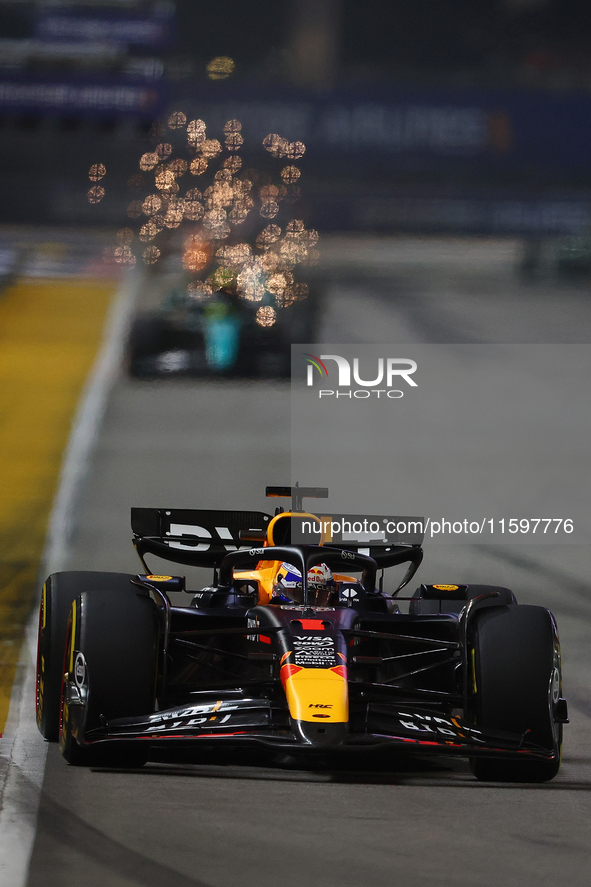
[304,353,417,399]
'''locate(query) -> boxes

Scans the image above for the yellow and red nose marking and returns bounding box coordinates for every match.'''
[280,664,348,723]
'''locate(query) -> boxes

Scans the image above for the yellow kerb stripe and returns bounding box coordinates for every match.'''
[0,278,115,734]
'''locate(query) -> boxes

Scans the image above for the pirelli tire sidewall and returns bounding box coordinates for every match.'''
[60,584,159,764]
[469,604,562,782]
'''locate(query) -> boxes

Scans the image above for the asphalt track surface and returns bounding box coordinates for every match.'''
[27,237,591,886]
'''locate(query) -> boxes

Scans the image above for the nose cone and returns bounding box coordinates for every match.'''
[292,719,349,748]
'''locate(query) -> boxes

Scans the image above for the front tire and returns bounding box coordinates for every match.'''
[36,572,137,740]
[59,583,158,767]
[469,605,562,783]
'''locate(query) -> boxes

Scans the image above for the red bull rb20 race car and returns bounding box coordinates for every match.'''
[36,486,568,782]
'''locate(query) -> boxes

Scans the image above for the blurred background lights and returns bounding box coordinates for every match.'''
[139,153,159,172]
[139,220,159,241]
[237,257,266,300]
[127,200,143,218]
[183,235,211,272]
[142,195,162,215]
[281,166,301,184]
[89,112,315,318]
[224,120,242,134]
[260,200,280,219]
[116,228,134,245]
[190,157,209,176]
[88,164,106,182]
[168,111,187,130]
[142,246,161,265]
[256,224,282,248]
[87,185,105,204]
[255,306,277,327]
[187,281,213,301]
[206,56,235,80]
[222,156,242,173]
[200,139,222,160]
[168,159,188,177]
[114,245,135,265]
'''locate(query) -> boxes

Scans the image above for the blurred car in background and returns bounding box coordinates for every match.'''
[127,279,321,378]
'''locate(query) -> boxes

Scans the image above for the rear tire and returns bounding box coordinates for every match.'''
[36,572,137,741]
[127,314,164,377]
[469,605,562,783]
[59,583,158,767]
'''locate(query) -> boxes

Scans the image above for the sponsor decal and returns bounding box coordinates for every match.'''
[293,635,337,668]
[168,523,240,553]
[432,584,459,591]
[396,711,458,738]
[146,574,173,582]
[143,700,269,732]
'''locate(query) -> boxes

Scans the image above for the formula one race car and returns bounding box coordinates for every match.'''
[127,283,320,378]
[36,486,568,782]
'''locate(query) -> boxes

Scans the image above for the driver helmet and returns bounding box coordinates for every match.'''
[272,562,335,605]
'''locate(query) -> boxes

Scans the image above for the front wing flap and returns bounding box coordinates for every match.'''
[83,698,555,761]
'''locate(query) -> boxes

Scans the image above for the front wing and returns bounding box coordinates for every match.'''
[80,695,557,762]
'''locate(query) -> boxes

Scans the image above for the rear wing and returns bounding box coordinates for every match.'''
[131,508,272,569]
[130,505,424,592]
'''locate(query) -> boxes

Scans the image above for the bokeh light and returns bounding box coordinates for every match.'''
[200,139,222,160]
[139,220,160,241]
[91,111,317,296]
[206,56,235,79]
[225,132,244,151]
[155,168,176,191]
[116,228,134,245]
[190,157,209,176]
[143,245,161,264]
[216,243,252,267]
[187,119,207,148]
[168,158,188,177]
[139,153,159,172]
[256,224,282,249]
[168,111,187,130]
[237,257,266,301]
[156,143,173,159]
[183,235,211,272]
[89,163,106,181]
[114,245,136,265]
[127,200,143,218]
[256,306,277,327]
[260,200,280,219]
[281,165,301,184]
[87,185,105,203]
[142,194,162,215]
[188,281,213,300]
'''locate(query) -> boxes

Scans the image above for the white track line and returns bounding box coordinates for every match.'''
[0,267,142,886]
